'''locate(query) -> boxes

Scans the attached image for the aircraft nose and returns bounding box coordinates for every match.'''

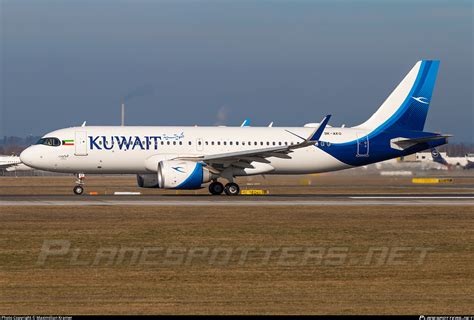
[20,146,39,168]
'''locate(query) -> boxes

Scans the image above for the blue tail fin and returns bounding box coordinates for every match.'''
[394,61,440,131]
[358,60,440,133]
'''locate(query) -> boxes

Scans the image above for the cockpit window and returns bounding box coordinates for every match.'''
[36,137,61,147]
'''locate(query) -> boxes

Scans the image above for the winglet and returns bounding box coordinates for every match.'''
[240,119,250,127]
[308,115,331,141]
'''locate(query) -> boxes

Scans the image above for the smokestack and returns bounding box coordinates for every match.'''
[121,100,125,126]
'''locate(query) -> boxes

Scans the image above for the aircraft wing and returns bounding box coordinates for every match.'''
[174,115,331,171]
[5,163,33,172]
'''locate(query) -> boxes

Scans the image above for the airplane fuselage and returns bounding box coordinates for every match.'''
[20,125,445,175]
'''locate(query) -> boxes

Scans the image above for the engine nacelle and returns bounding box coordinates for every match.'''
[136,174,159,188]
[158,160,213,189]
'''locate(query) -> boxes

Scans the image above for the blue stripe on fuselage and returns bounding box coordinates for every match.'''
[316,130,447,167]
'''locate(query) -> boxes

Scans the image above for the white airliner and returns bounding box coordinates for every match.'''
[20,60,450,195]
[0,155,33,172]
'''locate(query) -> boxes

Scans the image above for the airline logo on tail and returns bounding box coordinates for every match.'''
[412,96,430,104]
[430,148,448,165]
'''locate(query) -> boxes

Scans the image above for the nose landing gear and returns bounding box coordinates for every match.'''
[73,185,84,195]
[73,173,86,195]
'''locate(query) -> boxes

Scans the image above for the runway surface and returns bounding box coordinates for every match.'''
[1,193,472,206]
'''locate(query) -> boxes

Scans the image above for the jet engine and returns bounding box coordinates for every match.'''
[137,160,215,189]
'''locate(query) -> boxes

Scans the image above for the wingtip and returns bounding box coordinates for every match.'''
[308,114,332,141]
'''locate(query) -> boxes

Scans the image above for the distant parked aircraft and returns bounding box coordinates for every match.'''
[0,155,33,172]
[430,148,474,169]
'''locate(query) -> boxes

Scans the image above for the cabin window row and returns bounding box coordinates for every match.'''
[95,140,298,146]
[198,141,295,146]
[164,140,297,146]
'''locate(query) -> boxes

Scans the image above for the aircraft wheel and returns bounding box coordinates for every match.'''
[209,181,224,195]
[73,185,84,195]
[224,182,240,196]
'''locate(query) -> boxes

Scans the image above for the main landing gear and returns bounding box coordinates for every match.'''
[209,181,224,195]
[208,181,240,196]
[73,173,86,195]
[224,182,240,196]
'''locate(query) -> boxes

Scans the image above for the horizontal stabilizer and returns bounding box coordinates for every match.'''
[390,135,451,150]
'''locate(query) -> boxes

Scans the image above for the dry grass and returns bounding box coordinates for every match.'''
[0,205,473,314]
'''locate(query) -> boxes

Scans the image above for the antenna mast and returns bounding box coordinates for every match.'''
[121,99,125,126]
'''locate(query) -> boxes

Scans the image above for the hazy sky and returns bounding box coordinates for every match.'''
[1,0,472,142]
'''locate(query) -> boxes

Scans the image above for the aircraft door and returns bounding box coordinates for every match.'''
[196,138,204,152]
[75,131,88,156]
[356,133,369,157]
